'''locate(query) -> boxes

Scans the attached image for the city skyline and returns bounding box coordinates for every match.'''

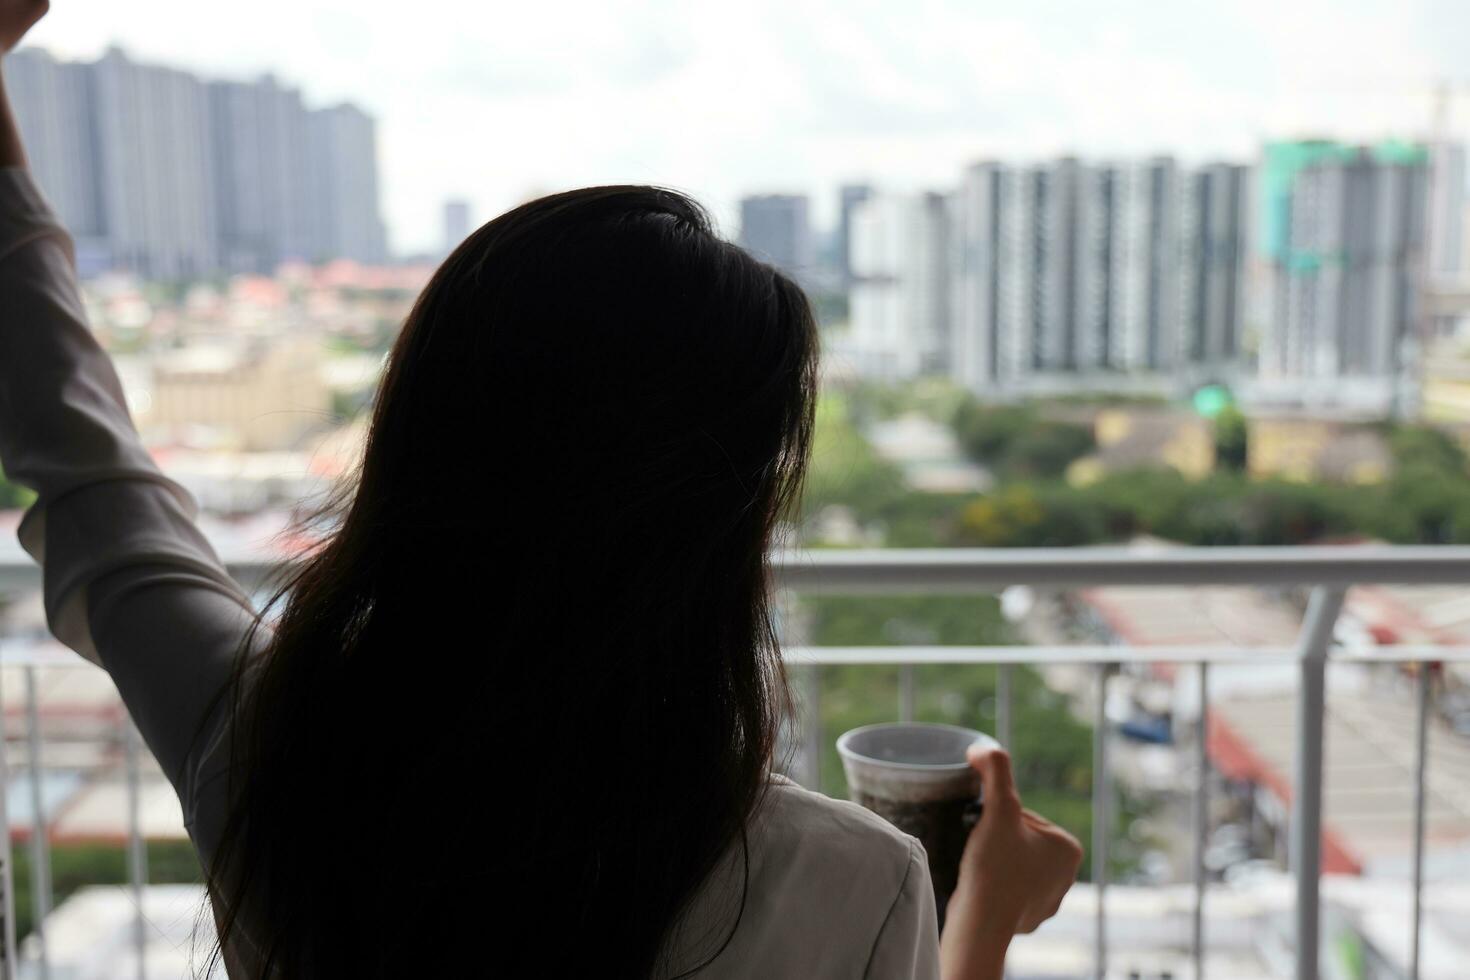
[16,0,1470,255]
[844,158,1254,391]
[6,46,388,276]
[10,31,1465,418]
[832,144,1468,416]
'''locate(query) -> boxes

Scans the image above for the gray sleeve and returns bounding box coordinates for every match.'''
[0,166,260,817]
[86,566,267,815]
[863,838,942,980]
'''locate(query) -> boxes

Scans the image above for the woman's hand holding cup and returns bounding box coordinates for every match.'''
[940,747,1084,980]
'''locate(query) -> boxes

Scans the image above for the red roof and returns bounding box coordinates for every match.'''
[1207,713,1363,875]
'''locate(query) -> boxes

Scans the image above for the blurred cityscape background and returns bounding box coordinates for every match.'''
[4,12,1470,978]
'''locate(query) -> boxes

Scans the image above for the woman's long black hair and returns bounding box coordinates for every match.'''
[203,186,819,977]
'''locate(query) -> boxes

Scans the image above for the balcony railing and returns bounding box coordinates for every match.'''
[2,545,1470,979]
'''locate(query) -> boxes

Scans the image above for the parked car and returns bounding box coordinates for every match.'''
[1119,712,1173,745]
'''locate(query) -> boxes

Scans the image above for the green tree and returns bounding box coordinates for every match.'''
[1215,406,1248,472]
[1380,463,1470,543]
[1388,424,1469,476]
[952,401,1033,463]
[952,400,1094,480]
[951,484,1107,548]
[953,487,1046,546]
[1083,468,1202,541]
[800,394,907,525]
[1002,420,1095,480]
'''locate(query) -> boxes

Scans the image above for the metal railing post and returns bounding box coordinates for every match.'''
[1291,587,1344,980]
[1409,663,1432,980]
[996,665,1013,754]
[1092,663,1112,980]
[125,720,148,980]
[23,668,49,980]
[898,666,915,723]
[1194,663,1209,980]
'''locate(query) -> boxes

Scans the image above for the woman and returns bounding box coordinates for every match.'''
[0,3,1080,977]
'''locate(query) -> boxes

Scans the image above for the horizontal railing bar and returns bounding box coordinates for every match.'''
[3,644,1470,671]
[786,646,1291,665]
[784,645,1470,665]
[774,546,1470,592]
[1331,646,1470,662]
[2,545,1470,597]
[0,559,275,595]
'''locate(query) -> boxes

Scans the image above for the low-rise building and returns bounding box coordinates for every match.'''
[1076,567,1470,883]
[1422,337,1470,430]
[1068,408,1215,484]
[130,337,330,451]
[1247,415,1392,484]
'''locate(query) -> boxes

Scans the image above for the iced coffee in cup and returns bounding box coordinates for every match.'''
[837,722,999,925]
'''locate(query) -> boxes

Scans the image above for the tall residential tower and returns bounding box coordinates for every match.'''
[6,46,391,277]
[848,192,951,379]
[738,194,813,283]
[209,75,314,272]
[1258,141,1431,411]
[948,156,1247,396]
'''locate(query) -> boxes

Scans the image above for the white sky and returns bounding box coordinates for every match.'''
[20,0,1470,255]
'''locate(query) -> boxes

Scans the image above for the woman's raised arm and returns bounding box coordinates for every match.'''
[0,5,264,845]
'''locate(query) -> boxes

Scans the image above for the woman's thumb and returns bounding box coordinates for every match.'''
[968,745,1018,812]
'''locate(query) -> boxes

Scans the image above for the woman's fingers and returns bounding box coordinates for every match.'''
[0,0,48,52]
[969,746,1021,817]
[1021,808,1084,858]
[1021,807,1069,831]
[1013,880,1072,935]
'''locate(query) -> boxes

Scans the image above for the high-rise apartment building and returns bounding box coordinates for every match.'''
[949,156,1245,395]
[1108,158,1184,373]
[2,48,104,246]
[90,48,219,279]
[209,75,314,272]
[1427,143,1467,339]
[837,184,873,286]
[1258,141,1432,409]
[953,161,1052,389]
[1181,164,1250,367]
[6,46,391,277]
[307,104,389,265]
[738,194,812,282]
[848,192,951,379]
[950,163,1003,389]
[1428,143,1465,279]
[442,199,472,255]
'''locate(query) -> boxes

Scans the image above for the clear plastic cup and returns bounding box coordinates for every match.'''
[837,722,1000,924]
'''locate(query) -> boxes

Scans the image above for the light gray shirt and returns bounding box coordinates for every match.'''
[0,165,940,978]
